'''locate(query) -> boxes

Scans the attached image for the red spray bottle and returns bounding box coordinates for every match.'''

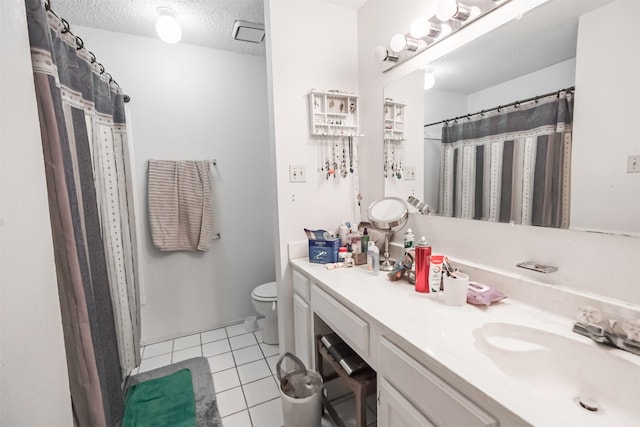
[415,236,432,293]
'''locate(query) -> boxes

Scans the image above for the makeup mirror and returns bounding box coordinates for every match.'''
[367,197,409,270]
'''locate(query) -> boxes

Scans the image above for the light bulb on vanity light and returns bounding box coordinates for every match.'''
[437,1,479,23]
[410,18,443,39]
[390,34,420,53]
[373,46,399,62]
[156,7,182,44]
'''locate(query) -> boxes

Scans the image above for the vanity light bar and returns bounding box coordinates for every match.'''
[377,0,511,71]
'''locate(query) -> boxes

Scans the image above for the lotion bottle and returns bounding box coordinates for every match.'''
[367,241,379,275]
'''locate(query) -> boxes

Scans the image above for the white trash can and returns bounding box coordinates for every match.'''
[276,353,323,427]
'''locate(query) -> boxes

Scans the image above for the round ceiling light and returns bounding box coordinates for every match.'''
[156,7,182,44]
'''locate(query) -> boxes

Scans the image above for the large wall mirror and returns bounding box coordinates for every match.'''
[383,0,640,236]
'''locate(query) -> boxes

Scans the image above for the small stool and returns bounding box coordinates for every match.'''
[316,335,377,427]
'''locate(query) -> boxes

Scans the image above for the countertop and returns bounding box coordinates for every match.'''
[290,258,640,427]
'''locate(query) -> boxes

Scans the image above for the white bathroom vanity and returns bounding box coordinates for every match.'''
[290,256,640,427]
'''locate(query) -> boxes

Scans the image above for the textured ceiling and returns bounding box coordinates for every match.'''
[49,0,367,57]
[49,0,267,56]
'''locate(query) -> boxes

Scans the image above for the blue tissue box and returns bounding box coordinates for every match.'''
[309,238,340,264]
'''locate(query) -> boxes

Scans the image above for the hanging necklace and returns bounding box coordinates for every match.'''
[348,136,354,173]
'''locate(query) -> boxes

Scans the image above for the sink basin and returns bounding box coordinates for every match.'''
[473,322,640,424]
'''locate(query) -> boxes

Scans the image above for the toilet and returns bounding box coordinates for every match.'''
[251,281,278,345]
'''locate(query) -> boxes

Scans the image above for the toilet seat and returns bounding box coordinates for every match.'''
[252,281,277,302]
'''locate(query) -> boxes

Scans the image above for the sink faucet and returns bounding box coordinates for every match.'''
[573,306,640,356]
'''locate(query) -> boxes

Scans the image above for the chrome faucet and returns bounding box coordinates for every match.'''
[573,306,640,356]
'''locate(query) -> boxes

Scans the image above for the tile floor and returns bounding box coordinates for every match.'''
[136,319,377,427]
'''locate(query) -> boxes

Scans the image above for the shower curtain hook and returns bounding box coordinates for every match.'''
[61,18,70,33]
[75,36,84,50]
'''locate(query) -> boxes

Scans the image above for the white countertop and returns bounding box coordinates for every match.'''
[290,258,640,427]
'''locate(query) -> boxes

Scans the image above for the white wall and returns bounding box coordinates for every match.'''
[572,0,640,236]
[467,58,576,111]
[358,0,640,306]
[266,0,359,353]
[75,27,276,343]
[0,0,72,424]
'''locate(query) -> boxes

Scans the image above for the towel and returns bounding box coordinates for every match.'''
[148,160,215,251]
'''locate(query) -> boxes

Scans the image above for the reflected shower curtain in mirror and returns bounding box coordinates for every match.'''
[438,90,573,228]
[25,0,140,425]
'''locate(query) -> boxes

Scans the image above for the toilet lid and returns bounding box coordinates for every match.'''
[252,281,277,301]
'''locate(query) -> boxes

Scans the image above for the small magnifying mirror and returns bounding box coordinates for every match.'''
[367,197,408,271]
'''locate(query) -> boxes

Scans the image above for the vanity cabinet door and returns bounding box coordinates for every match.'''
[379,378,435,427]
[379,337,498,427]
[292,268,310,302]
[293,293,312,369]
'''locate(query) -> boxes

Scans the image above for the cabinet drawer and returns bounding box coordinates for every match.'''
[311,284,369,357]
[379,337,497,427]
[292,269,310,301]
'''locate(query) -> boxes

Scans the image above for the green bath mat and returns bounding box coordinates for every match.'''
[123,368,196,427]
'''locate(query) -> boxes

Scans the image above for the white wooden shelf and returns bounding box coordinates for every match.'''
[309,89,360,137]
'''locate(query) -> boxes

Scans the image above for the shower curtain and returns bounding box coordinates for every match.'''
[25,0,140,425]
[438,90,573,228]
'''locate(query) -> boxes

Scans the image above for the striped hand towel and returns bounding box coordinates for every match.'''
[147,160,215,251]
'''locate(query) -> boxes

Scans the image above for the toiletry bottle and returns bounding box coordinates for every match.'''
[339,222,349,246]
[350,230,361,255]
[361,228,370,253]
[403,228,415,251]
[338,247,347,263]
[367,241,379,275]
[415,236,432,293]
[429,255,444,293]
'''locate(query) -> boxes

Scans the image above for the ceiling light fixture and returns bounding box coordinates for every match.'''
[156,7,182,44]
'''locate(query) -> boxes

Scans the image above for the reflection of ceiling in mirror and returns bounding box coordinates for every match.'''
[431,0,614,94]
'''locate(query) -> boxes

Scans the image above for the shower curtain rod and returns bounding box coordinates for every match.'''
[44,0,131,103]
[424,86,575,128]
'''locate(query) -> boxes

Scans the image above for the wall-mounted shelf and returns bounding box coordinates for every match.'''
[384,99,406,141]
[309,90,360,137]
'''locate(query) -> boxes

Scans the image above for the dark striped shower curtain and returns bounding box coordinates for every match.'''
[438,90,573,228]
[25,0,140,425]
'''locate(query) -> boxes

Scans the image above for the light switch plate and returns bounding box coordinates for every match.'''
[289,164,306,182]
[627,155,640,173]
[405,166,416,180]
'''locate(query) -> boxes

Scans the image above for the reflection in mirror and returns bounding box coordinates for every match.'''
[383,0,639,236]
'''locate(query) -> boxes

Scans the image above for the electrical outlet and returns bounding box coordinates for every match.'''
[405,166,416,180]
[627,155,640,173]
[289,164,306,182]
